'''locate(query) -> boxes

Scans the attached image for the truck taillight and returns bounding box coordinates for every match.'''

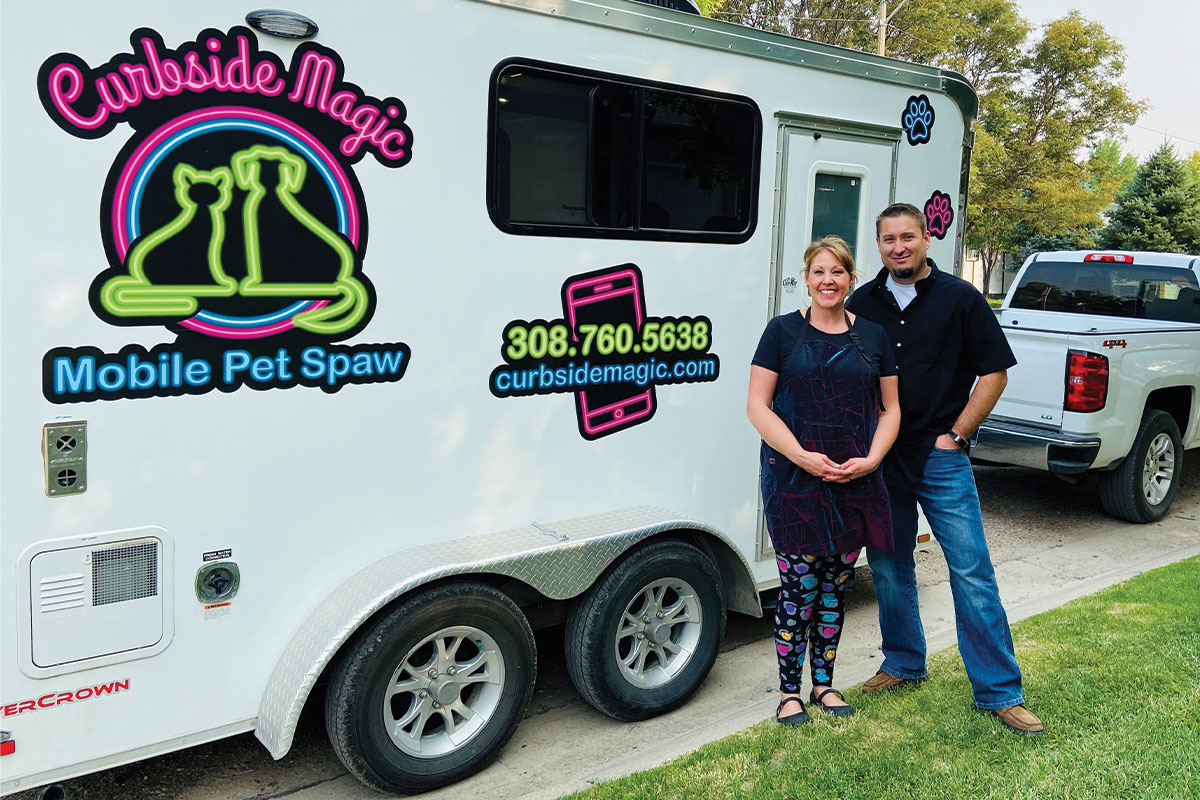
[1065,350,1108,412]
[1084,253,1133,263]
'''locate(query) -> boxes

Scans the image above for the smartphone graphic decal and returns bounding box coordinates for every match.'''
[563,265,656,438]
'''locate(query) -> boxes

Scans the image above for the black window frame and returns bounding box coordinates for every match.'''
[487,58,762,244]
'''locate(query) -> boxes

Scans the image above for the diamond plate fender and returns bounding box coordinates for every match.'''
[254,505,758,758]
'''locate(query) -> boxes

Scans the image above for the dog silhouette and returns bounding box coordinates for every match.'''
[231,145,368,335]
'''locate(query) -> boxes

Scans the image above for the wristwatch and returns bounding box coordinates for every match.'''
[948,431,972,454]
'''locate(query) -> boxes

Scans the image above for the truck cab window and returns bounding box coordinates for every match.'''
[489,61,760,242]
[1011,262,1200,322]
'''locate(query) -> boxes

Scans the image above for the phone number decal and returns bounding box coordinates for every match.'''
[489,263,720,440]
[503,317,711,361]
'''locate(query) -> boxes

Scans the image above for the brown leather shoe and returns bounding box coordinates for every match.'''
[992,704,1044,736]
[861,670,918,693]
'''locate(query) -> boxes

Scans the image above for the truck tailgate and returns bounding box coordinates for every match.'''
[991,318,1066,428]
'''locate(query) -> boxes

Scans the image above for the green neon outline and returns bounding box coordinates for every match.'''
[232,145,368,335]
[100,163,238,318]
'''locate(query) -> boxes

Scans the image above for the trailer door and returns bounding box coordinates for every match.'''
[771,120,898,318]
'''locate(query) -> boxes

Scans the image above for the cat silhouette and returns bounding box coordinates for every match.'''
[100,163,238,318]
[231,145,368,335]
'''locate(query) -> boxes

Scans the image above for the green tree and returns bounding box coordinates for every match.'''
[1090,138,1139,195]
[1185,150,1200,185]
[1098,144,1200,253]
[704,0,1027,74]
[705,4,1141,283]
[964,12,1141,289]
[703,1,879,50]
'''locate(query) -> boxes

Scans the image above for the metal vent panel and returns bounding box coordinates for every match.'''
[20,527,175,678]
[92,542,159,606]
[39,573,85,611]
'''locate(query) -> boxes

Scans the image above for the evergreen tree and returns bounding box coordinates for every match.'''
[1099,144,1200,253]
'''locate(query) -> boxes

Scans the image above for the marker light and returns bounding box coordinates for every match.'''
[1065,350,1109,412]
[245,10,318,40]
[1084,253,1134,263]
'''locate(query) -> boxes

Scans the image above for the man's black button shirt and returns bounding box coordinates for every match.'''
[846,259,1016,485]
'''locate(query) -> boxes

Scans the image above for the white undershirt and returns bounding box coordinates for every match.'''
[886,273,918,310]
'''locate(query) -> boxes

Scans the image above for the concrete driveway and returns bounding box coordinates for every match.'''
[14,461,1200,800]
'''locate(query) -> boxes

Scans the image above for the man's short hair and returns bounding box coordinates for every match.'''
[875,202,927,236]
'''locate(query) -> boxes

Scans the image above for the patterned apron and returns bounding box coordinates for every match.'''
[760,310,893,556]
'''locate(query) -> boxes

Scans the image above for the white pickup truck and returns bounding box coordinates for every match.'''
[974,250,1200,522]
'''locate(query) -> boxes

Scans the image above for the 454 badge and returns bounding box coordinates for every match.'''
[38,27,412,402]
[490,265,720,440]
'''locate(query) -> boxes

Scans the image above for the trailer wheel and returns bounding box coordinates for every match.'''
[565,540,725,721]
[1099,410,1183,523]
[324,582,535,794]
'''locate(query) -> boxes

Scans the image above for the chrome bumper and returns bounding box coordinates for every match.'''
[973,419,1101,474]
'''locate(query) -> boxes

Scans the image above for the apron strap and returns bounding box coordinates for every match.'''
[844,310,878,378]
[781,309,813,376]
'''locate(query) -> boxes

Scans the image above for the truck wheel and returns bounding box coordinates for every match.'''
[1099,410,1183,523]
[324,582,536,794]
[564,540,725,721]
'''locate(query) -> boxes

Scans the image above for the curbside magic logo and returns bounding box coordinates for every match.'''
[38,27,413,402]
[490,264,720,440]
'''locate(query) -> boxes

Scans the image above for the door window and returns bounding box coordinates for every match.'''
[811,173,862,261]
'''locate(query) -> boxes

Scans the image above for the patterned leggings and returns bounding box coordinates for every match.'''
[774,551,859,692]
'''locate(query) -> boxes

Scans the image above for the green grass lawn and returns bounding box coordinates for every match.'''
[566,556,1200,800]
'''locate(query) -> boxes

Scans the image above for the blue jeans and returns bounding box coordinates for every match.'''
[866,448,1024,709]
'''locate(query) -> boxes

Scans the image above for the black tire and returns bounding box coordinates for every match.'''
[1099,409,1183,523]
[564,540,725,721]
[324,582,536,794]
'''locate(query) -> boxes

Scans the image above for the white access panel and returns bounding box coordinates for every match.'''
[20,529,174,675]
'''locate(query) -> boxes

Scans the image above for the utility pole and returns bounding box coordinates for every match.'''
[877,0,909,57]
[877,2,887,56]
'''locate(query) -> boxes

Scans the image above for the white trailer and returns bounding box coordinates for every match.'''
[0,0,971,793]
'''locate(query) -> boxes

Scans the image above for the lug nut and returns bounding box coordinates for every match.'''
[637,632,645,639]
[656,612,663,619]
[428,668,438,678]
[432,701,441,709]
[447,666,457,676]
[642,615,650,623]
[418,689,429,698]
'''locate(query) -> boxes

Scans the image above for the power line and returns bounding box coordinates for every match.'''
[1129,124,1200,149]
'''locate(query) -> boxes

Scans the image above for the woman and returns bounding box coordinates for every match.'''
[746,235,900,725]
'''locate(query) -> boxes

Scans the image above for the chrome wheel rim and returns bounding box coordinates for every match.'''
[615,578,703,689]
[382,625,504,758]
[1141,432,1176,506]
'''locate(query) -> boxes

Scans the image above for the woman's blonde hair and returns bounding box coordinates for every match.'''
[802,235,856,278]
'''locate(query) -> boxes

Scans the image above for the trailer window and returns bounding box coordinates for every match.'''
[489,61,760,242]
[1010,262,1200,323]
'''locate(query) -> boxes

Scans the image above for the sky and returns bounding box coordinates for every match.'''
[1015,0,1200,161]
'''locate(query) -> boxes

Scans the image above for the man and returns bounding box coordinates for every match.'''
[845,202,1043,736]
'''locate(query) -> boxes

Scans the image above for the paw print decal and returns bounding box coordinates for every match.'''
[902,94,935,146]
[924,190,954,239]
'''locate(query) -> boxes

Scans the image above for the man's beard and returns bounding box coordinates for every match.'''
[891,266,915,280]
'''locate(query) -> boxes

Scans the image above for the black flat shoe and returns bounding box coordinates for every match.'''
[776,696,809,726]
[810,686,855,717]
